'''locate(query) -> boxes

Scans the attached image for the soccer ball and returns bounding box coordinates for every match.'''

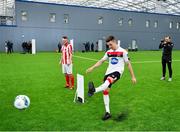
[14,95,30,109]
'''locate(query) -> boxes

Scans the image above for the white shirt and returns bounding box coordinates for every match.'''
[101,46,129,75]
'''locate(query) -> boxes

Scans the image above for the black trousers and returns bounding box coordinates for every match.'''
[162,58,172,78]
[7,47,12,54]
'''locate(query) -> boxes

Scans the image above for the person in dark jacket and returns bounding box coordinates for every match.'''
[7,41,12,54]
[91,43,94,52]
[22,41,27,53]
[159,36,174,81]
[58,42,62,53]
[9,41,13,53]
[27,41,32,53]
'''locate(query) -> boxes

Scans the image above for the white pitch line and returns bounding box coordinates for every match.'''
[133,60,180,64]
[73,55,180,64]
[73,55,100,62]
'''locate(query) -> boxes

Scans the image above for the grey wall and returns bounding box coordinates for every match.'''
[0,0,180,51]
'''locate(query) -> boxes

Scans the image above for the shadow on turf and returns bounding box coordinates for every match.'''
[113,109,129,122]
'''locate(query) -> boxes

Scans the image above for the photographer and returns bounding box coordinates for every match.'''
[159,36,174,81]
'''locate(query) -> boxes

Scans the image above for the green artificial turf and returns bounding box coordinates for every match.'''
[0,51,180,131]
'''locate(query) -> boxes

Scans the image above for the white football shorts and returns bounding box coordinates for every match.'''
[62,64,73,74]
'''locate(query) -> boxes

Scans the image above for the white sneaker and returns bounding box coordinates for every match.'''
[160,77,165,80]
[168,78,172,82]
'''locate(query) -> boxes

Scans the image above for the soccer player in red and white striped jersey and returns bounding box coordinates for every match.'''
[59,36,74,89]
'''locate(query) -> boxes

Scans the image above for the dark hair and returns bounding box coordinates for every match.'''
[106,36,115,43]
[166,36,171,39]
[62,36,68,39]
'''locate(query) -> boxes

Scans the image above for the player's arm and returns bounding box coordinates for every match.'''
[86,53,108,73]
[86,59,106,73]
[123,51,136,84]
[59,55,63,65]
[69,52,72,64]
[126,61,136,84]
[68,45,73,65]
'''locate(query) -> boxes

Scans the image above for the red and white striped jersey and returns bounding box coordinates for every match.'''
[61,44,73,64]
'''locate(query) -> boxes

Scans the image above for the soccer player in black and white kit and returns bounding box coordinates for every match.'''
[159,36,174,81]
[86,36,136,120]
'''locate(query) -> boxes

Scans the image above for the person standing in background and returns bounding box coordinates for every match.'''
[59,36,75,89]
[95,41,98,52]
[5,41,8,53]
[7,41,12,54]
[58,42,62,53]
[91,43,94,52]
[11,41,13,53]
[159,36,174,82]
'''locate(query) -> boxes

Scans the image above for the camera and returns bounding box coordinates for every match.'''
[161,39,165,43]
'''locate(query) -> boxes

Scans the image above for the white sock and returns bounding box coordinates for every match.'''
[103,94,110,113]
[95,80,110,93]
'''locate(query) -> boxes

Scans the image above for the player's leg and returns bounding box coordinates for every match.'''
[88,72,120,96]
[65,73,70,88]
[63,64,70,88]
[96,77,114,93]
[102,88,111,120]
[167,60,172,81]
[67,64,74,89]
[88,76,114,96]
[68,74,74,89]
[88,72,120,120]
[161,59,166,80]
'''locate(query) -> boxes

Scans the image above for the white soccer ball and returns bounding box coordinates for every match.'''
[14,95,30,109]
